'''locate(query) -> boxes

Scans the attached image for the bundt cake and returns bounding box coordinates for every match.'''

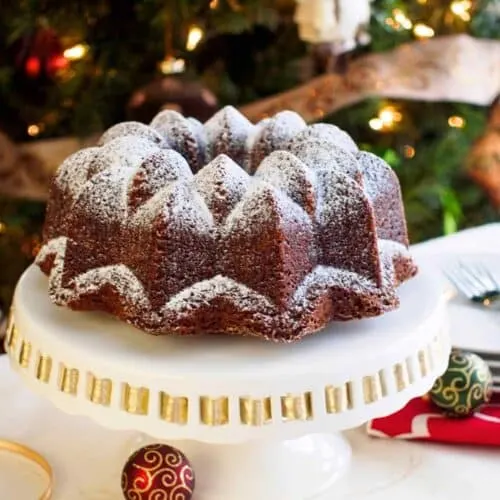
[36,106,417,342]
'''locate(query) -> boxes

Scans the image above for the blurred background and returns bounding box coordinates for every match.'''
[0,0,499,326]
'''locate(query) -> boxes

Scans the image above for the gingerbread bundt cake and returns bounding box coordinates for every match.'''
[36,106,417,342]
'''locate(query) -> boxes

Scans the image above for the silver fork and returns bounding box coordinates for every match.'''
[444,261,500,308]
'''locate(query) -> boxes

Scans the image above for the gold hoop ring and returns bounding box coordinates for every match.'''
[0,439,53,499]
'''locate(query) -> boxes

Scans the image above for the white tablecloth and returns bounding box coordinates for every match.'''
[2,224,500,499]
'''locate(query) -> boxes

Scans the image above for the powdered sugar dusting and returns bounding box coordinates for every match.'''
[255,151,316,214]
[357,151,395,199]
[150,109,196,144]
[295,123,358,153]
[99,136,160,169]
[246,117,271,151]
[131,180,214,232]
[288,138,360,180]
[73,265,150,309]
[204,106,253,144]
[37,236,151,311]
[55,147,101,198]
[163,275,275,314]
[313,169,363,226]
[194,154,250,222]
[223,181,310,237]
[98,121,164,146]
[260,110,305,142]
[74,166,137,223]
[128,149,193,210]
[292,265,376,307]
[251,111,306,150]
[204,106,254,163]
[40,106,416,340]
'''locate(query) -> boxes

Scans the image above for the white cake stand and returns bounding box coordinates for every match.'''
[6,265,450,500]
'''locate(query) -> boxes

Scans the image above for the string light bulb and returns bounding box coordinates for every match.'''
[369,105,403,132]
[27,124,41,137]
[158,56,185,75]
[379,106,402,126]
[186,26,204,51]
[63,44,89,61]
[403,145,416,158]
[392,9,413,30]
[450,0,472,21]
[448,115,466,128]
[369,118,384,131]
[413,23,435,38]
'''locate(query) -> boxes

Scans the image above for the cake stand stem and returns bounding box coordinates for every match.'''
[127,432,352,500]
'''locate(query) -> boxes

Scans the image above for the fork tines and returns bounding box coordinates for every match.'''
[444,261,500,301]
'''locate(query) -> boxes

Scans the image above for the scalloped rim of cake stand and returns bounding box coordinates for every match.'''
[5,264,450,445]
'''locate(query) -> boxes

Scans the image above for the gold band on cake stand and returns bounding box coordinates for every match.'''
[0,439,53,500]
[5,265,451,500]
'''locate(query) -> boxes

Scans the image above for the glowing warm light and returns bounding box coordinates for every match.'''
[413,23,435,38]
[448,115,466,128]
[63,43,89,61]
[370,105,403,132]
[186,26,204,51]
[450,0,472,21]
[210,0,219,8]
[0,221,6,234]
[404,145,416,158]
[385,17,398,28]
[159,57,186,75]
[27,124,40,137]
[392,9,413,29]
[379,106,402,126]
[369,118,384,131]
[417,0,428,3]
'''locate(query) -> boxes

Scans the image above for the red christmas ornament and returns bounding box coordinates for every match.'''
[25,56,41,78]
[46,54,69,76]
[17,27,67,80]
[121,444,195,500]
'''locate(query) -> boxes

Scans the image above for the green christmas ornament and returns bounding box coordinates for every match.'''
[430,351,492,417]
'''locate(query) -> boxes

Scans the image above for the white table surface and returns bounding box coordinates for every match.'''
[2,223,500,499]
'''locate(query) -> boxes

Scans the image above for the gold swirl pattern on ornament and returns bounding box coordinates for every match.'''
[431,353,492,412]
[7,318,450,426]
[122,447,194,500]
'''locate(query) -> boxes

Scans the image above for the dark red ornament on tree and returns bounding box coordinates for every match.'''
[15,26,67,79]
[121,444,195,500]
[24,56,42,78]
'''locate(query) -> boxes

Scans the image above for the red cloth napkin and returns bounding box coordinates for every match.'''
[367,393,500,446]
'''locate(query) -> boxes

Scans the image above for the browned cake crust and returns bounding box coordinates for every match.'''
[37,107,417,342]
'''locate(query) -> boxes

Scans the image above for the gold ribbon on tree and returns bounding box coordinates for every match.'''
[240,35,500,122]
[0,35,499,201]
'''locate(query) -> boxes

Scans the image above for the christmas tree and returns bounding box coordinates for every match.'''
[0,0,499,314]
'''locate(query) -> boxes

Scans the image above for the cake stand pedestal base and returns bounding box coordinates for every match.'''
[126,432,351,500]
[7,266,451,500]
